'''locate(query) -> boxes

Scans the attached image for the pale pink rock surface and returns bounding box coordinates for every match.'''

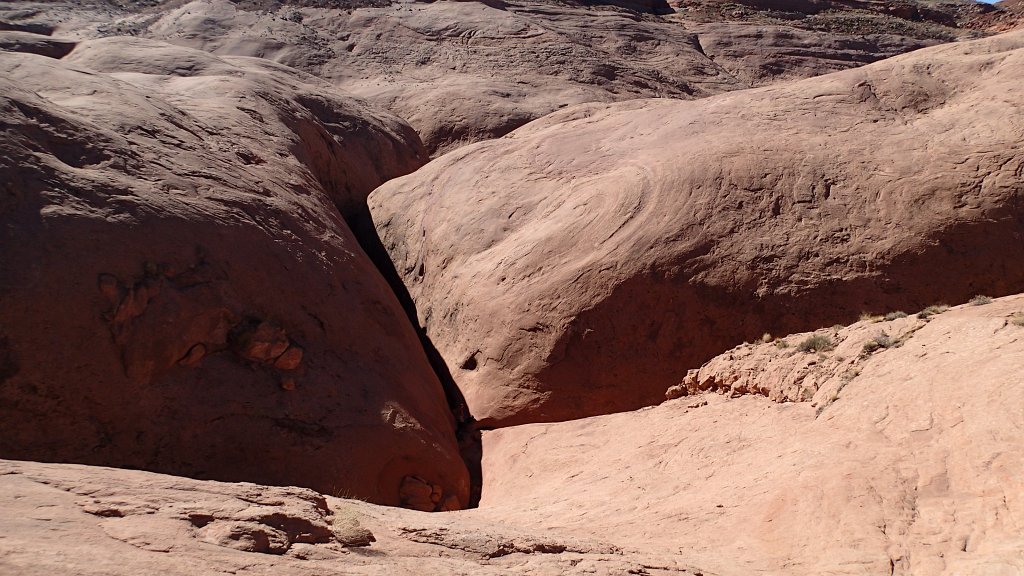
[371,30,1024,427]
[0,459,706,576]
[479,294,1024,575]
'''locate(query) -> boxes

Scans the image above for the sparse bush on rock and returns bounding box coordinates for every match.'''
[797,334,834,353]
[918,304,950,319]
[862,333,895,356]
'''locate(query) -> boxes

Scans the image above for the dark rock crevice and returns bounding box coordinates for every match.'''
[347,204,484,509]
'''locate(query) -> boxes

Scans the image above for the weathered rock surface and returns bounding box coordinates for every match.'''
[677,0,1007,87]
[678,0,1001,29]
[0,0,1000,154]
[676,311,929,403]
[371,30,1024,426]
[686,21,944,87]
[0,37,469,508]
[0,459,706,576]
[4,295,1022,575]
[0,0,724,155]
[480,294,1024,575]
[988,0,1024,32]
[0,29,76,57]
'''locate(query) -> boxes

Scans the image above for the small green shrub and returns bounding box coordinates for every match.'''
[774,339,789,349]
[917,304,949,319]
[883,311,908,321]
[862,332,894,356]
[759,332,773,344]
[797,334,834,353]
[971,295,993,306]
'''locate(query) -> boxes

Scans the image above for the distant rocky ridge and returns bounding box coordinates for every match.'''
[2,0,1018,153]
[678,0,1002,30]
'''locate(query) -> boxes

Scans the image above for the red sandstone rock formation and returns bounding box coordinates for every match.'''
[3,294,1023,574]
[0,458,699,575]
[1,0,993,154]
[1,3,1023,573]
[0,36,469,509]
[480,294,1024,575]
[371,30,1024,426]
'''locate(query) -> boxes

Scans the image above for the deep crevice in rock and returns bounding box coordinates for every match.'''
[347,204,484,509]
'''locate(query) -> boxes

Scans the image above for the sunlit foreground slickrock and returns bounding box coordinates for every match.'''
[481,295,1024,575]
[0,36,471,509]
[371,29,1024,427]
[0,460,707,576]
[1,0,1000,154]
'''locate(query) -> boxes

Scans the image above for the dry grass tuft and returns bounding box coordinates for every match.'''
[917,304,949,319]
[797,334,834,353]
[862,332,895,356]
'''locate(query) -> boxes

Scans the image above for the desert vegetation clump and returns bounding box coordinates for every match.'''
[1011,312,1024,327]
[797,334,834,353]
[861,332,895,356]
[883,311,908,321]
[917,304,949,319]
[971,295,993,306]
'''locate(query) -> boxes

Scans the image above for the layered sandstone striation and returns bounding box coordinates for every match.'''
[0,0,734,154]
[371,30,1024,426]
[0,36,469,508]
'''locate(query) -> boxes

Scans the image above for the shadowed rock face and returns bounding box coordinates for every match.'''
[0,29,76,57]
[370,30,1024,427]
[0,37,469,509]
[0,0,1001,154]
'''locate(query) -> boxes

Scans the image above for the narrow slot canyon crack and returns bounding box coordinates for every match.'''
[346,203,484,509]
